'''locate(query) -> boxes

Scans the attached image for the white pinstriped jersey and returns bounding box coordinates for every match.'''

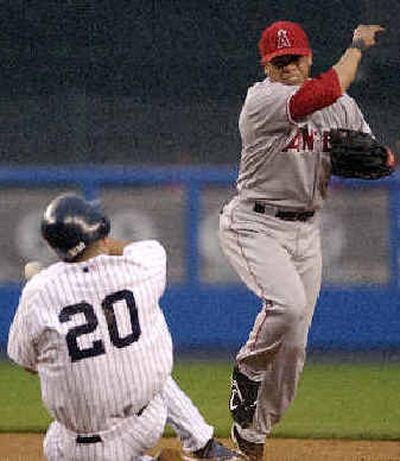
[237,77,372,209]
[8,240,173,435]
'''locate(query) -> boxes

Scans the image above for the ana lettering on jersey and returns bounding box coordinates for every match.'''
[283,126,330,153]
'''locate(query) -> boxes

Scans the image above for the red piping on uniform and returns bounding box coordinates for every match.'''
[228,205,271,352]
[228,207,267,301]
[289,68,342,121]
[250,303,270,352]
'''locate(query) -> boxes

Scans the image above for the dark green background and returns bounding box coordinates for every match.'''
[1,0,399,164]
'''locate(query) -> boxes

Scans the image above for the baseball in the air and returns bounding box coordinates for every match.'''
[24,261,44,281]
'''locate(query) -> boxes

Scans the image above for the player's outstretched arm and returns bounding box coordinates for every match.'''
[333,25,385,93]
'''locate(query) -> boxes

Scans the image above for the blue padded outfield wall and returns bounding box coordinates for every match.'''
[0,166,400,353]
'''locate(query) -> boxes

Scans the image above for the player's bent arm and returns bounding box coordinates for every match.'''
[332,48,362,94]
[123,240,167,296]
[290,51,364,121]
[289,69,342,121]
[289,24,385,121]
[333,24,384,92]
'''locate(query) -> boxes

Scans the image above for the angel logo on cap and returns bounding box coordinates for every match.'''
[277,29,291,49]
[259,21,312,64]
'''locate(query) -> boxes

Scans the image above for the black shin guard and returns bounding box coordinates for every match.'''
[229,366,261,428]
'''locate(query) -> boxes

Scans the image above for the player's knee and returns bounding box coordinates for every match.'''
[281,294,307,327]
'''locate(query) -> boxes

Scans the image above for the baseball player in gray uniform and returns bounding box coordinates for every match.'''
[8,193,242,461]
[219,21,385,460]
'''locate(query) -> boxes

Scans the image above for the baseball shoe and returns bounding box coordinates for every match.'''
[183,438,246,460]
[231,424,264,461]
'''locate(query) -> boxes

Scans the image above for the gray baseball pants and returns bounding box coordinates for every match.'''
[219,196,322,443]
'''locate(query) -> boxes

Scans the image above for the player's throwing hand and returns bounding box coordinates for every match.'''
[352,24,385,50]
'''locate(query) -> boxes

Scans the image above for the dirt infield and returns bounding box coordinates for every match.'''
[0,434,399,461]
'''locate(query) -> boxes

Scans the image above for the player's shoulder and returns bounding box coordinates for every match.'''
[246,77,298,107]
[123,240,167,262]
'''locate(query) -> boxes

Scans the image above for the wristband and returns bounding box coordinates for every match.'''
[350,37,367,52]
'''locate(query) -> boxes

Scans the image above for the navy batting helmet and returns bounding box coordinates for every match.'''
[41,193,110,262]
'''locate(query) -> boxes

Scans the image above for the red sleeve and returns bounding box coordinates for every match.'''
[289,68,342,121]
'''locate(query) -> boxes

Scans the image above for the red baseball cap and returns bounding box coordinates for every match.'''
[258,21,312,64]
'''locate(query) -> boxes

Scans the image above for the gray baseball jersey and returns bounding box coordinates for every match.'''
[236,77,371,209]
[8,240,173,460]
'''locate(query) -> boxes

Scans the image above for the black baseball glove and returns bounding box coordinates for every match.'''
[329,129,396,179]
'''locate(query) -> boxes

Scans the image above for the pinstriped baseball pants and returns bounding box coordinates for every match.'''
[164,376,214,452]
[219,196,322,443]
[43,393,167,461]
